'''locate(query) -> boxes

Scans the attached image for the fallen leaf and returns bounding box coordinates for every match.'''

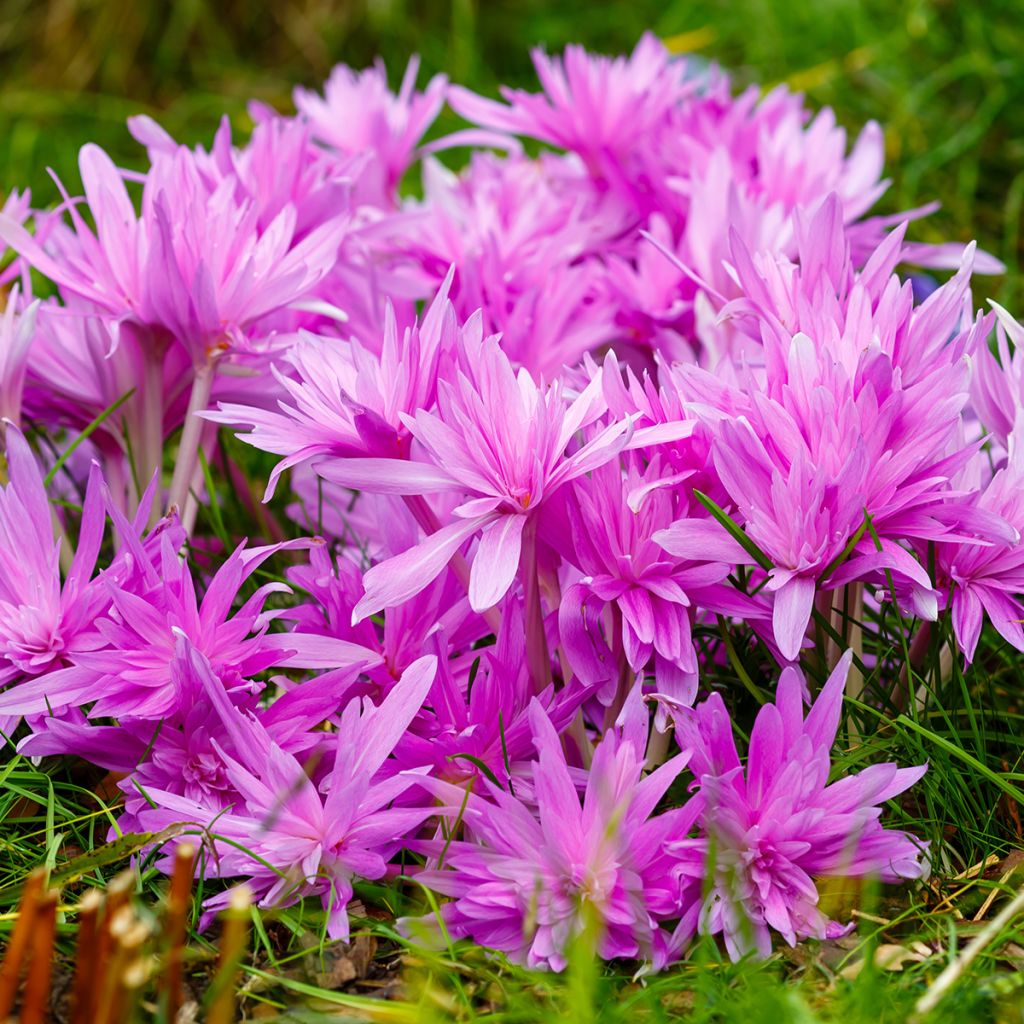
[839,943,929,979]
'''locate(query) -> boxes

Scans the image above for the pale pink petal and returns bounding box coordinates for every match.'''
[353,514,491,622]
[468,514,526,612]
[316,457,458,495]
[771,575,816,662]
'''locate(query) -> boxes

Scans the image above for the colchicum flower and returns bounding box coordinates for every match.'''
[0,39,986,973]
[675,652,928,959]
[414,694,705,971]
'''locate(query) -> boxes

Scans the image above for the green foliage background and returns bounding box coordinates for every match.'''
[1,0,1022,302]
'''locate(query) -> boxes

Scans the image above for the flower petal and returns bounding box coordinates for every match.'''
[469,515,526,611]
[353,514,491,622]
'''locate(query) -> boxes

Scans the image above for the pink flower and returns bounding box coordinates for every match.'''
[668,198,983,658]
[971,301,1024,450]
[932,423,1024,662]
[0,521,365,721]
[0,428,109,700]
[414,693,705,971]
[128,110,354,239]
[295,56,447,207]
[208,268,461,499]
[397,152,621,376]
[135,645,438,941]
[0,143,346,368]
[448,35,690,194]
[553,459,738,704]
[674,652,928,960]
[332,340,633,617]
[393,608,589,786]
[0,287,37,428]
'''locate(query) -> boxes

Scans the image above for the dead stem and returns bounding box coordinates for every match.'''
[206,884,253,1024]
[0,868,44,1019]
[160,842,197,1023]
[20,887,59,1024]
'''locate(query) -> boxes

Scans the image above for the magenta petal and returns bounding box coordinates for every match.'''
[619,587,655,645]
[654,519,752,565]
[951,588,984,663]
[746,704,783,805]
[803,650,852,750]
[558,583,616,692]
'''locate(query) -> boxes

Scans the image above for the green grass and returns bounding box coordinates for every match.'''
[2,0,1024,1020]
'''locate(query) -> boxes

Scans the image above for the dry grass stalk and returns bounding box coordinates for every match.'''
[97,913,151,1024]
[0,857,260,1020]
[69,889,104,1024]
[0,867,45,1018]
[160,841,197,1023]
[119,957,152,1020]
[91,869,135,1000]
[19,887,59,1024]
[206,884,253,1024]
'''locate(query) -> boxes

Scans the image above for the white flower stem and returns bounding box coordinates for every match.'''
[102,443,128,522]
[140,343,167,526]
[180,422,216,538]
[167,360,216,524]
[521,517,550,692]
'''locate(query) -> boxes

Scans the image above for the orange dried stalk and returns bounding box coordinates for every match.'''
[0,867,44,1018]
[20,887,59,1024]
[69,889,104,1024]
[160,841,197,1023]
[0,853,262,1021]
[206,884,253,1024]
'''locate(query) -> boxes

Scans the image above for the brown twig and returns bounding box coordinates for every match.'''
[0,867,45,1018]
[69,888,104,1024]
[160,842,197,1023]
[206,885,252,1024]
[20,887,59,1024]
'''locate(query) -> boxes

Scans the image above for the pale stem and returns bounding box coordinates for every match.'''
[554,641,596,765]
[180,423,216,538]
[166,360,216,522]
[894,620,933,713]
[566,710,594,769]
[836,582,864,698]
[602,605,633,731]
[644,722,672,770]
[817,587,840,669]
[52,507,75,577]
[102,445,129,519]
[140,344,168,526]
[521,516,551,692]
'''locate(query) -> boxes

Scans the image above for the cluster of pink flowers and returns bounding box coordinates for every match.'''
[0,34,1016,969]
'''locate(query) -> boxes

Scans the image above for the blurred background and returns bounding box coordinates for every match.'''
[1,0,1022,304]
